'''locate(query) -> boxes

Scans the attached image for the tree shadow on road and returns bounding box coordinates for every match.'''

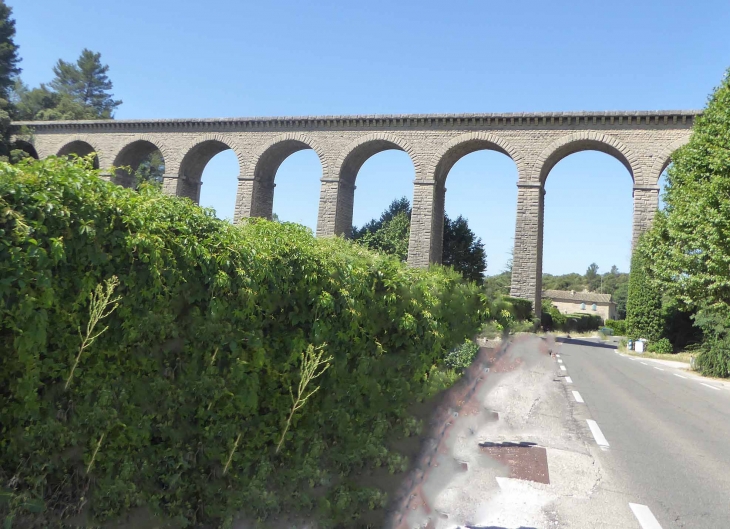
[467,526,538,529]
[556,337,617,350]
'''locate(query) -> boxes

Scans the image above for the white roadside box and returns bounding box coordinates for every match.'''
[635,339,646,353]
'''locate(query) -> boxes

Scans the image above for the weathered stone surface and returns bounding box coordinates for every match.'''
[12,110,699,308]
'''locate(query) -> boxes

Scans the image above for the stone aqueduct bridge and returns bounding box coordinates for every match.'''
[13,110,700,308]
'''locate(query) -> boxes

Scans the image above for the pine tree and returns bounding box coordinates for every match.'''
[50,49,121,118]
[0,0,21,162]
[0,0,20,99]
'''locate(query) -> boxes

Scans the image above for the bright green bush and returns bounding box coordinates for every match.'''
[647,338,673,354]
[605,319,627,336]
[0,158,487,527]
[444,340,480,370]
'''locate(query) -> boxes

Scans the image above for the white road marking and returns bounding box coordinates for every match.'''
[586,419,609,447]
[560,365,567,371]
[558,359,563,364]
[654,367,664,371]
[629,503,663,529]
[629,357,637,361]
[641,362,648,365]
[565,376,573,383]
[556,354,560,358]
[673,374,687,379]
[701,383,720,391]
[572,391,584,403]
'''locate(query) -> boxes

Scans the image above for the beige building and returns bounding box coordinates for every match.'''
[543,290,617,322]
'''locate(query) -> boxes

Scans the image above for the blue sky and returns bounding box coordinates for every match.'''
[11,0,730,275]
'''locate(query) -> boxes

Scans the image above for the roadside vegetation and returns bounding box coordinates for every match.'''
[626,68,730,378]
[0,157,497,527]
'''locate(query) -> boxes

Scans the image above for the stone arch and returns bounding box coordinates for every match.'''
[325,133,417,237]
[112,136,169,188]
[13,139,39,160]
[57,139,100,169]
[334,132,418,185]
[649,135,691,184]
[428,132,525,184]
[178,134,244,202]
[242,133,326,219]
[534,132,641,184]
[246,132,327,181]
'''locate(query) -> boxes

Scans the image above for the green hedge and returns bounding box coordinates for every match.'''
[647,338,673,354]
[562,313,602,333]
[0,158,486,527]
[605,319,627,336]
[503,296,534,321]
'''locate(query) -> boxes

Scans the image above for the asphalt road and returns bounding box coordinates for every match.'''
[557,338,730,529]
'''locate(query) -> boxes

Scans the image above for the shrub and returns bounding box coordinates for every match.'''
[563,313,602,333]
[0,158,487,527]
[605,319,627,336]
[647,338,673,354]
[444,340,480,370]
[541,298,566,330]
[692,307,730,378]
[504,296,534,321]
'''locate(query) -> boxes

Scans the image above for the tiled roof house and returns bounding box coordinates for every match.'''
[542,289,616,321]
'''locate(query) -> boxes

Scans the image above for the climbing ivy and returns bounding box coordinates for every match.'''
[0,157,487,527]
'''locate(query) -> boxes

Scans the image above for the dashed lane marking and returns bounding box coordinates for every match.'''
[629,503,663,529]
[654,367,664,371]
[558,359,563,364]
[673,374,687,379]
[572,391,584,403]
[701,383,720,391]
[565,376,573,383]
[641,362,648,365]
[560,365,567,371]
[586,419,609,448]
